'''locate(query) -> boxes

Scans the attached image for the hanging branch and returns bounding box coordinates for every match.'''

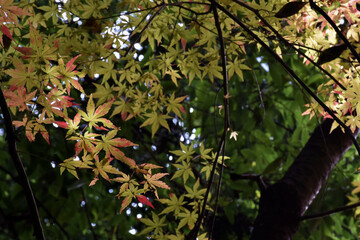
[209,2,229,238]
[0,86,45,240]
[301,201,360,221]
[213,1,360,156]
[309,0,360,64]
[186,1,231,238]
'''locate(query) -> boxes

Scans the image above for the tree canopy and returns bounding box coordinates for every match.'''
[1,0,360,239]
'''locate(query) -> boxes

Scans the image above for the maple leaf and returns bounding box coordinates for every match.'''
[95,130,137,167]
[166,69,182,87]
[54,112,81,136]
[143,171,170,199]
[140,111,171,138]
[5,57,36,89]
[158,193,186,216]
[177,209,198,230]
[3,86,36,111]
[78,94,117,130]
[68,132,100,156]
[13,46,33,58]
[166,94,187,118]
[61,158,92,178]
[169,142,195,162]
[172,161,195,184]
[89,177,99,186]
[93,157,124,181]
[138,211,166,235]
[184,179,206,200]
[57,55,84,94]
[119,185,144,213]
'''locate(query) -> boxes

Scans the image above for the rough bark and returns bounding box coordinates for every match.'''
[250,119,359,240]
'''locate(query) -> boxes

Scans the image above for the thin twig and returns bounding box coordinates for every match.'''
[301,201,360,221]
[81,187,98,240]
[231,173,267,192]
[214,1,360,156]
[124,5,166,57]
[0,86,45,240]
[186,131,226,240]
[208,3,229,239]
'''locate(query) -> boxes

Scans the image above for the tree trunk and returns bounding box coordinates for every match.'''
[250,119,359,240]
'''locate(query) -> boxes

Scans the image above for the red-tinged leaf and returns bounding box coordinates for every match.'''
[54,121,68,128]
[74,113,81,125]
[105,44,112,49]
[52,39,60,48]
[26,131,35,142]
[89,177,98,186]
[120,197,132,213]
[180,106,186,114]
[70,78,85,93]
[1,25,14,42]
[136,195,154,209]
[138,163,163,170]
[112,138,137,148]
[99,118,118,129]
[66,54,81,72]
[41,130,50,144]
[95,99,114,117]
[94,125,108,131]
[13,115,27,128]
[13,46,32,56]
[181,37,187,50]
[111,147,136,167]
[146,173,171,190]
[75,141,82,155]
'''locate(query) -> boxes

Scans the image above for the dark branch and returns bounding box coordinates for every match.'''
[0,86,45,240]
[81,187,98,240]
[209,3,229,238]
[301,201,360,221]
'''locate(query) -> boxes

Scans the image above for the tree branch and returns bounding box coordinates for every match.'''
[0,86,45,240]
[301,201,360,221]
